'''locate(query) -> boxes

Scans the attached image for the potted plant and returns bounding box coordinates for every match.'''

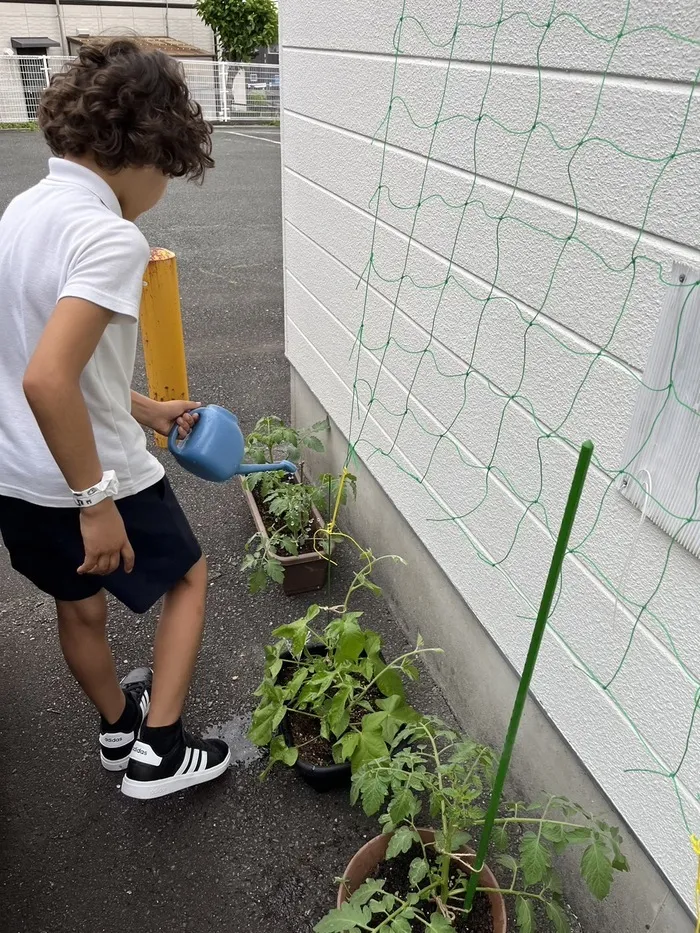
[240,415,356,595]
[248,550,440,791]
[316,717,628,931]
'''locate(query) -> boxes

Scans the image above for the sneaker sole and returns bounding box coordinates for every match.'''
[120,750,231,800]
[101,752,131,772]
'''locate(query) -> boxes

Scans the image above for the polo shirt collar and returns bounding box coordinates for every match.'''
[46,158,123,217]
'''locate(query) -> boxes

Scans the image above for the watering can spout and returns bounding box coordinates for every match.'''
[238,460,297,476]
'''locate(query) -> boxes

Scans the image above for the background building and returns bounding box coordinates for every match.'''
[0,0,214,58]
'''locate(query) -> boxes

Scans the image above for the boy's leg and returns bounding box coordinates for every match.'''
[57,592,153,771]
[147,555,208,726]
[56,591,124,723]
[122,555,230,799]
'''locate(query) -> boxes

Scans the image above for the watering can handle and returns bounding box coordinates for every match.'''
[167,406,205,455]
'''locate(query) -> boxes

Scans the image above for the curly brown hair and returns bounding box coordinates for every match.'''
[38,39,214,180]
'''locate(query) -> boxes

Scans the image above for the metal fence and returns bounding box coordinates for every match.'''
[0,56,280,124]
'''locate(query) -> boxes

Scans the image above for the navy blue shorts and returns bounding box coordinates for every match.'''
[0,477,202,614]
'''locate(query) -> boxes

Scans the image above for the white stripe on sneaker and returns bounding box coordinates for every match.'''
[176,747,193,776]
[187,749,201,773]
[198,750,208,772]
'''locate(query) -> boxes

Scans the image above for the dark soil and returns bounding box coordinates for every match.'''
[287,709,336,765]
[371,846,494,932]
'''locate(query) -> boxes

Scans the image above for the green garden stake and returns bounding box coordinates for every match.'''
[464,439,594,911]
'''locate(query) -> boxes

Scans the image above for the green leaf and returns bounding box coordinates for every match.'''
[265,557,285,583]
[389,919,412,933]
[304,435,325,452]
[313,901,370,933]
[352,768,389,815]
[427,912,454,932]
[452,830,472,849]
[279,535,299,555]
[515,896,534,933]
[348,879,385,907]
[375,666,405,699]
[333,731,361,764]
[247,701,285,746]
[610,835,629,873]
[264,646,283,682]
[386,826,418,859]
[612,853,630,873]
[249,567,268,594]
[373,893,397,914]
[565,827,593,845]
[581,839,613,900]
[389,788,418,826]
[495,854,518,874]
[541,822,567,843]
[350,719,389,771]
[267,734,298,768]
[545,900,570,933]
[244,471,263,490]
[285,667,309,699]
[544,868,563,896]
[272,618,309,657]
[337,623,365,663]
[520,831,552,885]
[492,824,509,852]
[408,857,429,887]
[363,631,382,657]
[329,687,352,738]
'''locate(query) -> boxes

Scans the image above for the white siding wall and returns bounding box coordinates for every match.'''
[280,0,700,908]
[0,2,214,56]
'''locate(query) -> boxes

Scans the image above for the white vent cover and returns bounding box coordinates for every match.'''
[619,263,700,557]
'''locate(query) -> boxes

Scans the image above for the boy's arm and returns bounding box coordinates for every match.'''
[23,296,134,576]
[130,391,201,438]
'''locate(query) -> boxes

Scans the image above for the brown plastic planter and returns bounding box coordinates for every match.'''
[240,474,331,595]
[337,828,507,932]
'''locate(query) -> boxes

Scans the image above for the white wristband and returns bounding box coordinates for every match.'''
[72,470,119,508]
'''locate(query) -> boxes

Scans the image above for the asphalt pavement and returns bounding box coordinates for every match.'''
[0,128,450,933]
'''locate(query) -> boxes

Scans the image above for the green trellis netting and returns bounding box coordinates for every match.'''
[337,0,700,905]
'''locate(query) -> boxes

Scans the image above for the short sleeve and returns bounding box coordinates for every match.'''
[58,221,151,321]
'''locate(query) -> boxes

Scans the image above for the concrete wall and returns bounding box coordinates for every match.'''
[279,0,700,923]
[0,1,214,56]
[293,369,692,933]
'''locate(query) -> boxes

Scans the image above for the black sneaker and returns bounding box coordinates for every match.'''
[99,667,152,772]
[121,724,230,799]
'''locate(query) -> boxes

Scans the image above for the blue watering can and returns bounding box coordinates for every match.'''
[168,405,296,483]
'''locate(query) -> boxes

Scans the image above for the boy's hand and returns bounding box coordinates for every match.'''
[148,400,202,439]
[78,499,135,575]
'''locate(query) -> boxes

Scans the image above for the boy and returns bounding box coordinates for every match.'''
[0,39,230,799]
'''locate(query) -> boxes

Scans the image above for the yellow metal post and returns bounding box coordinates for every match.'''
[139,248,189,448]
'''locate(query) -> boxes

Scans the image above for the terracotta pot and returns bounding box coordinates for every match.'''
[240,473,331,595]
[337,828,507,932]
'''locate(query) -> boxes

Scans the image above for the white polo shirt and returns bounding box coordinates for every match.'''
[0,158,165,507]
